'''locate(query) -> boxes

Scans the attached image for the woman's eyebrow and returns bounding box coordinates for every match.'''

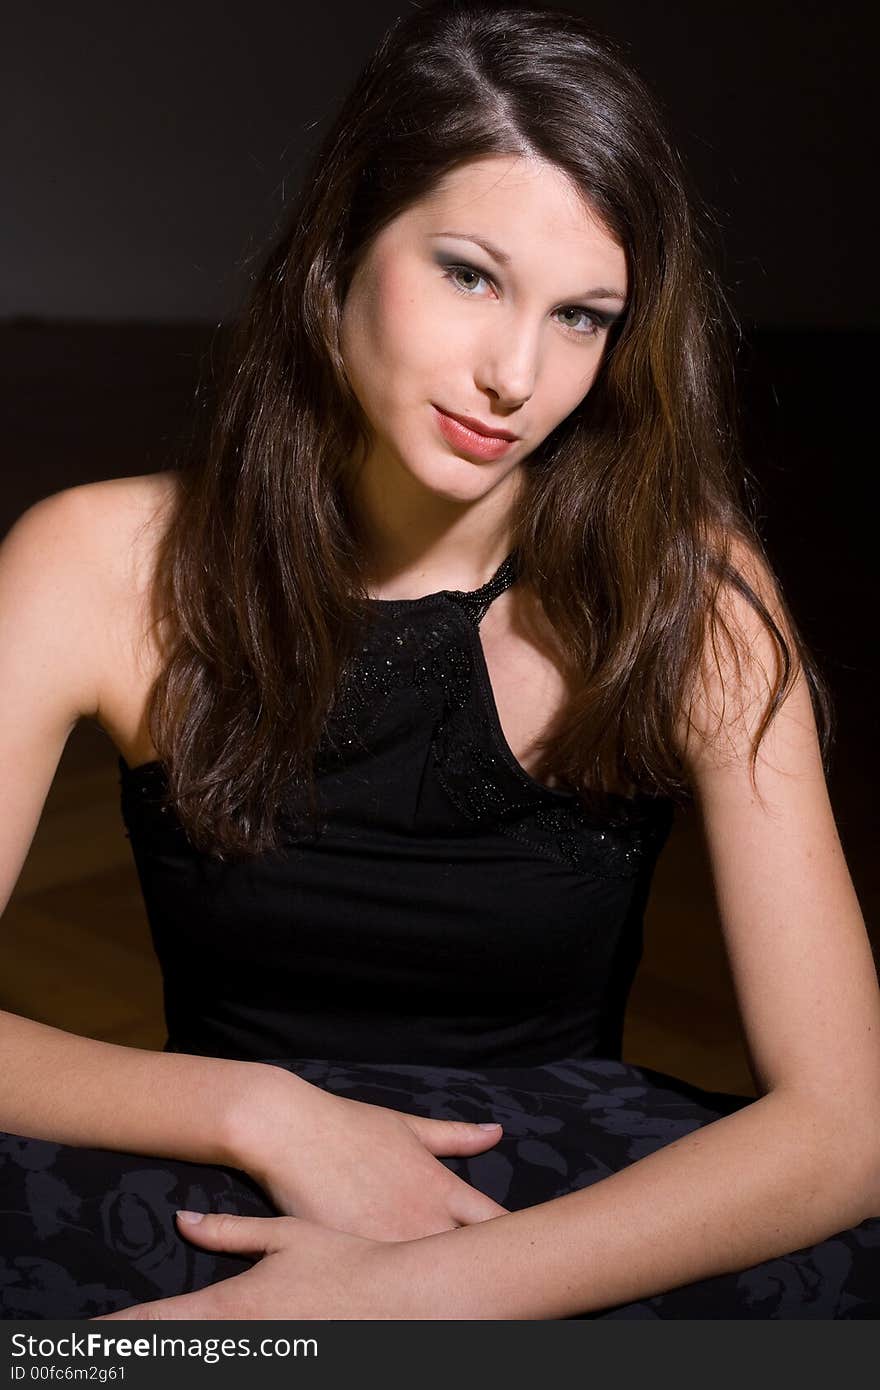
[429,230,627,303]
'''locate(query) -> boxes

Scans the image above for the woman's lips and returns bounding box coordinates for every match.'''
[432,405,517,461]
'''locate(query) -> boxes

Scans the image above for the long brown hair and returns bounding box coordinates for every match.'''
[143,0,833,859]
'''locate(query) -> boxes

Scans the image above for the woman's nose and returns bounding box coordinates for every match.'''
[474,327,538,410]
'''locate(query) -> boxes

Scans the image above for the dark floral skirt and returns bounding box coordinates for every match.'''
[2,1055,878,1319]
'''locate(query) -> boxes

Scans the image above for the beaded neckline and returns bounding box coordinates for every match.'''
[117,551,521,782]
[117,546,667,824]
[364,549,519,622]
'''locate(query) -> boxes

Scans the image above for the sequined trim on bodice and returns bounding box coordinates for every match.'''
[313,548,674,880]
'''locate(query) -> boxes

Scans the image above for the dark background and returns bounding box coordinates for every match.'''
[1,0,876,1081]
[3,0,876,327]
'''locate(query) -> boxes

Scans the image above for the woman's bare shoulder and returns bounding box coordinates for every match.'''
[74,469,181,565]
[51,471,180,615]
[59,470,183,761]
[6,470,180,615]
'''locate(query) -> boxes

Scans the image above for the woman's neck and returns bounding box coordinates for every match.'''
[351,451,523,599]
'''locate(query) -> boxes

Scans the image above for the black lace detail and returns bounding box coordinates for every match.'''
[426,617,673,880]
[318,552,674,880]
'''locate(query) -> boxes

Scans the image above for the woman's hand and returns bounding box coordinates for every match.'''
[93,1210,423,1320]
[233,1066,511,1242]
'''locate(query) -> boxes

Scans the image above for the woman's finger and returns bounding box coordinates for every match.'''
[172,1209,290,1256]
[403,1113,505,1155]
[94,1288,220,1321]
[446,1181,511,1227]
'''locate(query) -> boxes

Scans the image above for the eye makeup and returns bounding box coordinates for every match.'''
[435,256,623,339]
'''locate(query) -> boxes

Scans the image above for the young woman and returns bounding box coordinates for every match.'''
[2,0,878,1320]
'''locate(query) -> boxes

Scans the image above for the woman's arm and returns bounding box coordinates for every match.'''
[395,542,880,1318]
[98,1075,879,1320]
[0,487,508,1243]
[0,1007,306,1169]
[388,1088,878,1319]
[344,537,874,1318]
[0,487,311,1167]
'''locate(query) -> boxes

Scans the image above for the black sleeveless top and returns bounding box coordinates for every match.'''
[118,550,675,1068]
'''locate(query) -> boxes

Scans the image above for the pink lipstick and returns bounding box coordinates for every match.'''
[432,405,518,461]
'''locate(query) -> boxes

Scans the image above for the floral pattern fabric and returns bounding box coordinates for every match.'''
[2,1055,878,1320]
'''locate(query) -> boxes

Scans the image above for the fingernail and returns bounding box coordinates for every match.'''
[478,1122,501,1130]
[176,1209,206,1224]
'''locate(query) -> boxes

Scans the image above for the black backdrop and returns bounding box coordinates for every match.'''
[2,0,876,328]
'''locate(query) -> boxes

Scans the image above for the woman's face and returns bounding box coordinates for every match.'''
[339,153,628,509]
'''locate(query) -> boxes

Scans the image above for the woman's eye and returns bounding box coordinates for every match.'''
[443,263,491,296]
[555,306,604,338]
[442,264,604,339]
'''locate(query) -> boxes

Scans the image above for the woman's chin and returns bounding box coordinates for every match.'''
[405,456,517,505]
